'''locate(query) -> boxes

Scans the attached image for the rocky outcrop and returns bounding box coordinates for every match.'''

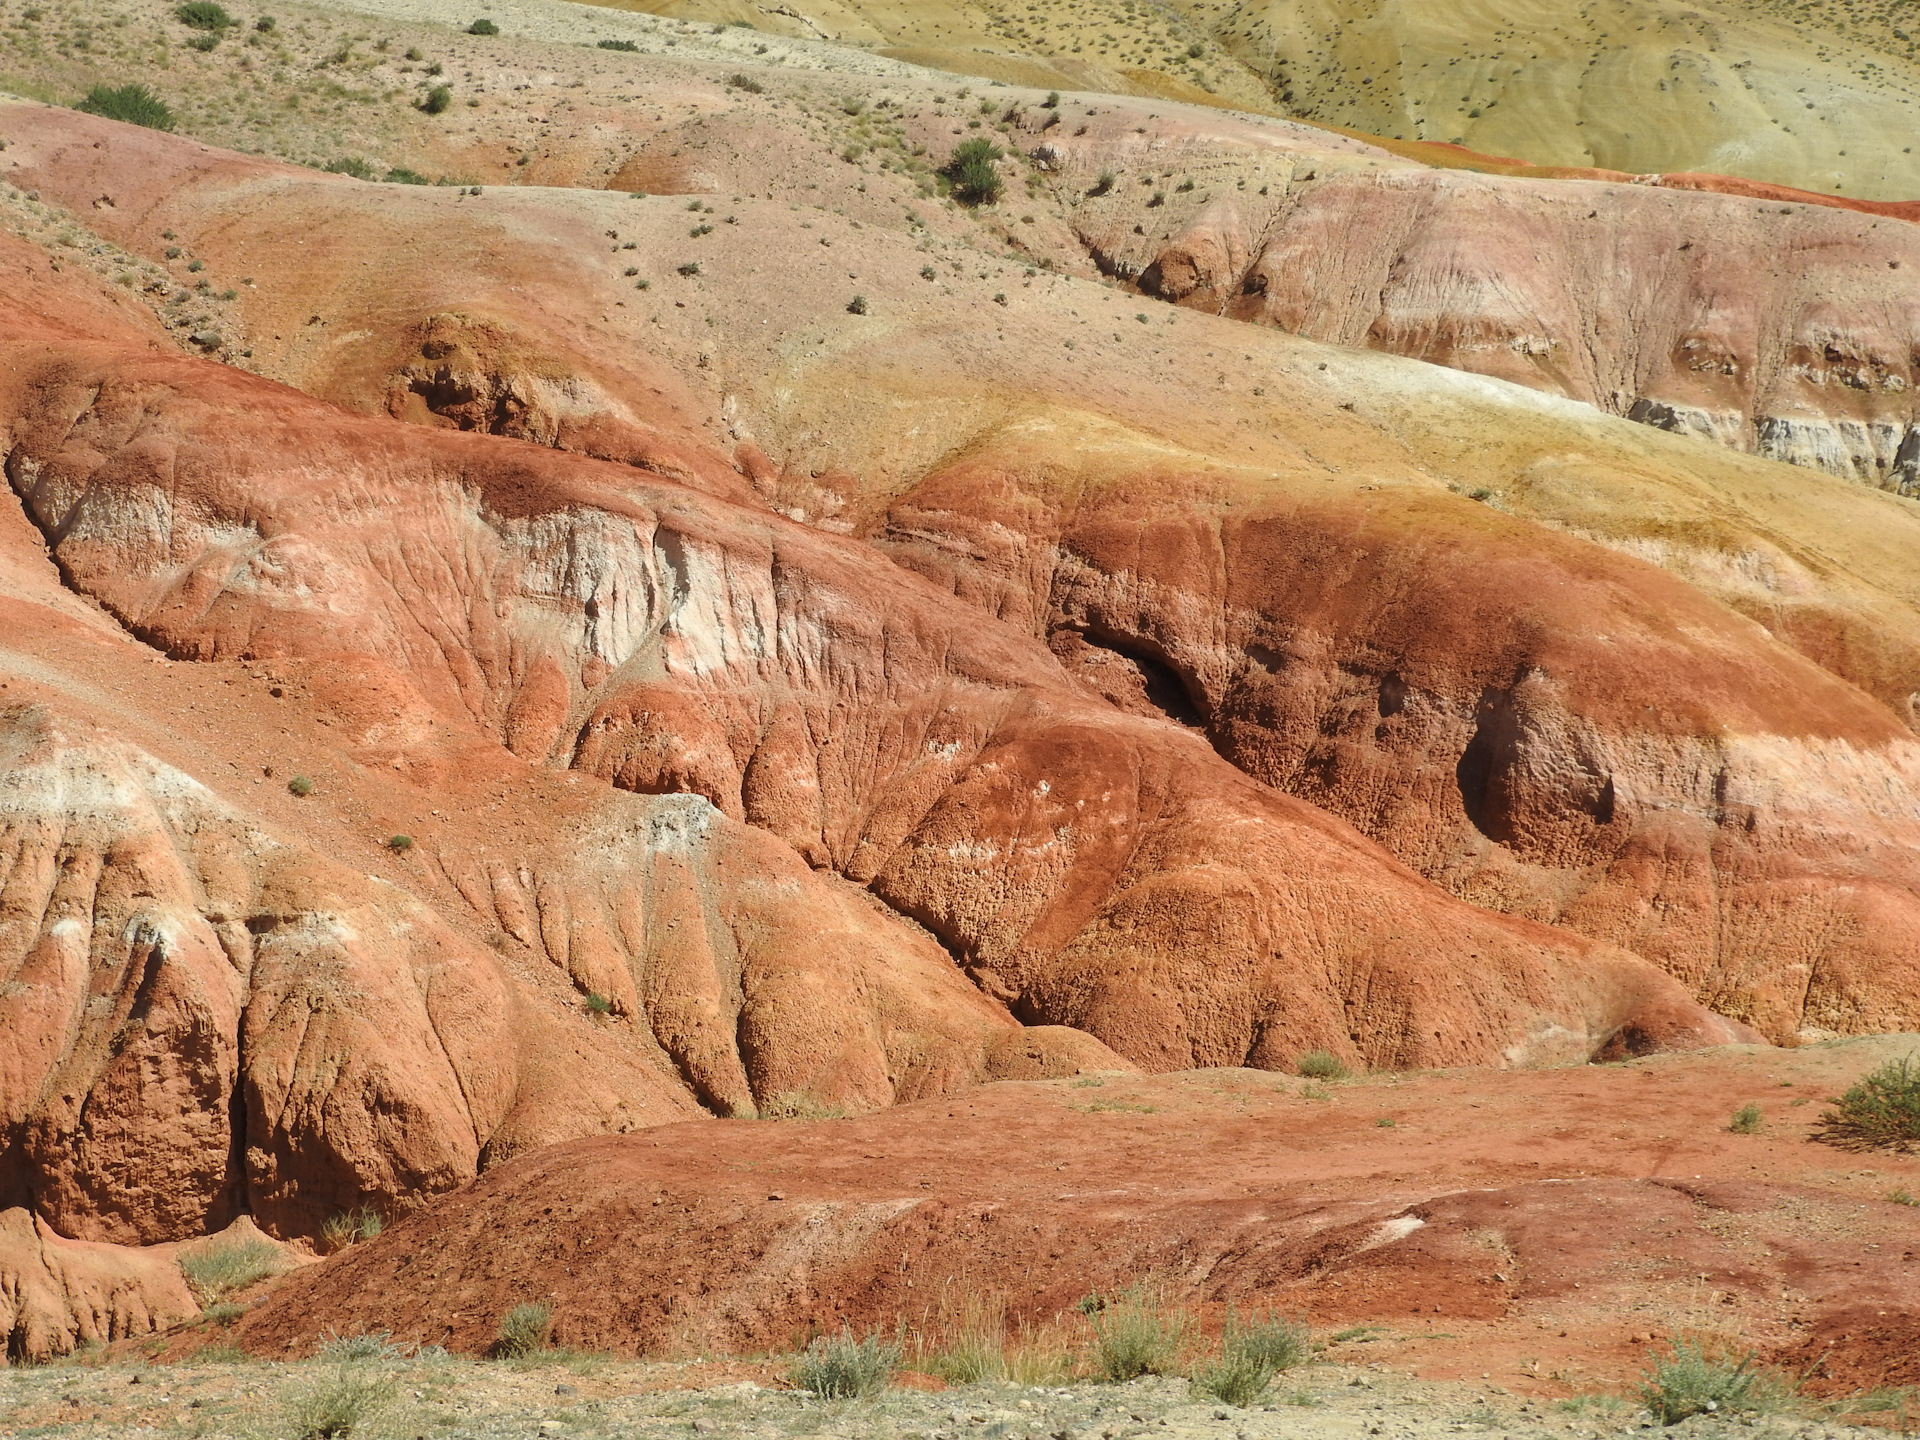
[0,1207,198,1360]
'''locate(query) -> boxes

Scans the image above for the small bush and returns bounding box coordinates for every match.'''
[942,137,1004,205]
[284,1362,397,1439]
[421,84,452,114]
[1089,170,1116,195]
[468,17,499,35]
[1088,1281,1190,1381]
[320,1207,383,1253]
[919,264,936,280]
[1186,40,1204,57]
[1729,1103,1763,1134]
[1640,1341,1785,1424]
[256,15,276,31]
[492,1302,551,1359]
[584,991,613,1015]
[188,31,220,50]
[1042,90,1060,107]
[179,1237,287,1304]
[728,72,765,92]
[1816,1054,1920,1152]
[676,261,701,276]
[789,1330,899,1398]
[203,1301,246,1326]
[841,95,867,116]
[756,1092,847,1120]
[325,156,375,179]
[1296,1050,1349,1081]
[76,83,176,130]
[387,834,413,852]
[1191,1351,1273,1408]
[847,294,868,315]
[598,38,638,51]
[176,1,233,30]
[317,1329,406,1362]
[288,775,313,796]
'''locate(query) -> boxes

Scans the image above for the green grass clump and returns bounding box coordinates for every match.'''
[788,1330,899,1398]
[1728,1103,1764,1134]
[421,84,452,115]
[76,84,176,130]
[1815,1054,1920,1152]
[1296,1049,1349,1080]
[468,17,499,35]
[288,775,313,796]
[598,38,639,50]
[320,1206,383,1253]
[584,991,613,1015]
[176,1,232,29]
[1086,1281,1189,1381]
[1640,1341,1786,1424]
[284,1362,397,1439]
[1190,1309,1309,1407]
[492,1302,551,1359]
[178,1236,287,1304]
[942,137,1004,205]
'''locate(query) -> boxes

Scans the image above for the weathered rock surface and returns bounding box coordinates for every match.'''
[0,1206,197,1361]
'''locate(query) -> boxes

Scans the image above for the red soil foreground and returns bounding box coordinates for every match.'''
[238,1038,1920,1396]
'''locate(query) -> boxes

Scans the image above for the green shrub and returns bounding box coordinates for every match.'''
[1089,170,1116,195]
[320,1207,383,1253]
[1042,90,1060,107]
[676,261,701,276]
[492,1302,551,1358]
[1188,1308,1307,1406]
[1640,1341,1785,1424]
[468,17,499,35]
[178,1237,287,1304]
[255,15,276,31]
[203,1301,246,1326]
[386,167,431,184]
[789,1330,898,1398]
[76,84,176,130]
[1296,1050,1349,1081]
[325,156,375,179]
[847,294,868,315]
[288,775,313,796]
[1190,1351,1273,1407]
[284,1362,397,1439]
[421,84,452,114]
[1729,1103,1763,1134]
[728,72,765,92]
[1816,1054,1920,1152]
[584,991,613,1015]
[176,1,233,30]
[188,31,221,50]
[942,137,1004,205]
[598,38,638,51]
[1087,1281,1190,1381]
[387,834,413,852]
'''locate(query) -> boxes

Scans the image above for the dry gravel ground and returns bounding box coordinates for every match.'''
[0,1351,1903,1440]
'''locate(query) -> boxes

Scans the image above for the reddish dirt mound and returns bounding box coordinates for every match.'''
[238,1039,1920,1393]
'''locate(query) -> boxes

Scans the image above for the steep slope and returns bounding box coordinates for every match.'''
[12,96,1920,1045]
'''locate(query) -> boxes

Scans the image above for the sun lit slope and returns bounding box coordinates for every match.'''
[574,0,1280,110]
[1181,0,1920,200]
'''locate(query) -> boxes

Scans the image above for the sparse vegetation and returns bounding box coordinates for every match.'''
[585,991,613,1014]
[1729,1102,1764,1134]
[178,1236,287,1304]
[1086,1281,1190,1381]
[421,84,452,115]
[1296,1050,1349,1080]
[789,1329,899,1398]
[1815,1054,1920,1151]
[598,38,639,51]
[677,261,701,276]
[848,294,869,314]
[1640,1341,1786,1424]
[288,775,313,796]
[387,834,414,852]
[728,72,765,92]
[75,84,176,131]
[1090,170,1117,195]
[492,1303,552,1359]
[756,1092,848,1120]
[468,18,499,35]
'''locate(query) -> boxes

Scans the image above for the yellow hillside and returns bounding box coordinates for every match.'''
[578,0,1920,198]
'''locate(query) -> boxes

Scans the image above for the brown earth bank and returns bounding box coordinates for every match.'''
[10,102,1920,1050]
[2,192,1778,1265]
[232,1038,1920,1396]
